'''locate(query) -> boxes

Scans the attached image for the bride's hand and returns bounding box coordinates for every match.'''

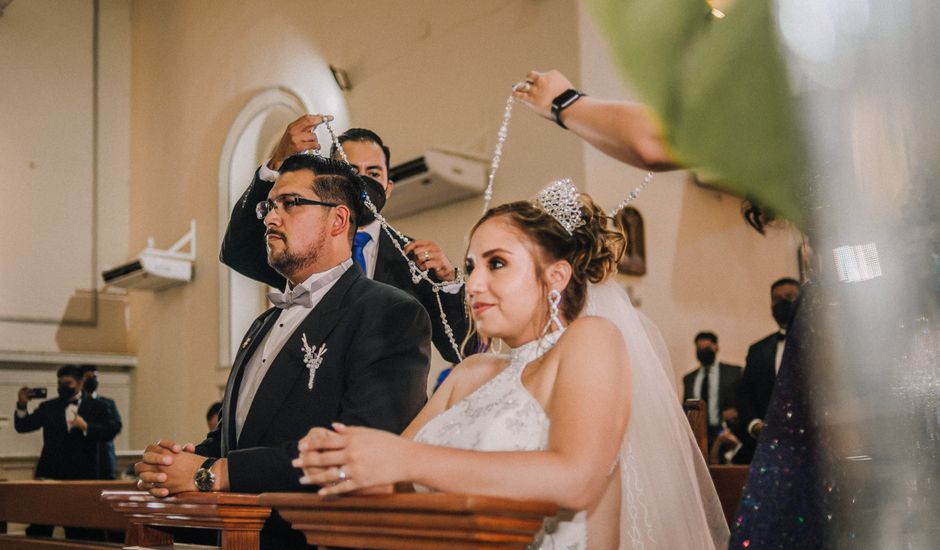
[293,423,411,495]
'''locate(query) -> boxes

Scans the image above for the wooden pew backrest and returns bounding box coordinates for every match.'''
[0,480,134,530]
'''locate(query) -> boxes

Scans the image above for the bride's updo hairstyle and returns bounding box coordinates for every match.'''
[471,193,625,324]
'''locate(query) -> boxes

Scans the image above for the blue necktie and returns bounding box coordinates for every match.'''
[352,231,372,274]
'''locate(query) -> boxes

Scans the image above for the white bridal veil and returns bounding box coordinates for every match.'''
[584,280,730,549]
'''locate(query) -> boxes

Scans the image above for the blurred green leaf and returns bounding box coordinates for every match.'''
[587,0,807,227]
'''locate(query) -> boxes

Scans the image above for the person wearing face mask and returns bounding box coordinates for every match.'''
[80,365,122,480]
[735,277,802,463]
[14,365,114,538]
[682,331,743,453]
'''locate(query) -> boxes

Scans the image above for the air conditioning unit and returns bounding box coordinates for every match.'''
[102,220,196,291]
[383,148,487,219]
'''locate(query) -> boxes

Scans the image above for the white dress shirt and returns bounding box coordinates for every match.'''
[235,259,352,440]
[774,329,787,374]
[357,220,381,278]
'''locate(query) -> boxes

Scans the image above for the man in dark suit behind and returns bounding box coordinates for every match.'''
[220,117,472,362]
[80,364,122,479]
[15,365,115,538]
[682,331,743,453]
[736,277,802,463]
[136,155,431,549]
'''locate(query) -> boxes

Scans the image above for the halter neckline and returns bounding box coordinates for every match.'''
[508,329,565,367]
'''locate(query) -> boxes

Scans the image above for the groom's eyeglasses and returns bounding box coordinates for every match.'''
[256,195,339,220]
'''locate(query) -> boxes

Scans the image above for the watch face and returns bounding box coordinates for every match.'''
[194,468,215,491]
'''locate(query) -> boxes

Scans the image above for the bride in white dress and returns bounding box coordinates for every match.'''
[294,183,729,549]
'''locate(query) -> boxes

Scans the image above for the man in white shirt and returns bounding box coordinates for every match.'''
[682,331,742,451]
[137,155,431,549]
[220,117,472,362]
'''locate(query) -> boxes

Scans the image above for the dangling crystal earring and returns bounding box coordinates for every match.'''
[543,288,564,336]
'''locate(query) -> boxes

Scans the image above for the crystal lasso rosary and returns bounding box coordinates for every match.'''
[482,82,655,219]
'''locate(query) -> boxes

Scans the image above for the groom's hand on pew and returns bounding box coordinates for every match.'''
[135,439,226,497]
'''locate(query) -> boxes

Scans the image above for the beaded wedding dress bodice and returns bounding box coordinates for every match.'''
[413,331,586,549]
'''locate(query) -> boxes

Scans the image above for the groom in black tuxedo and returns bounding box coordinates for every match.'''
[136,155,431,549]
[220,118,472,362]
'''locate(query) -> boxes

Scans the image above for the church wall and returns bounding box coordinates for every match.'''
[0,0,131,353]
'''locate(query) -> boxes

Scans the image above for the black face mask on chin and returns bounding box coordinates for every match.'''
[83,376,98,395]
[696,349,716,367]
[57,384,76,400]
[772,299,794,329]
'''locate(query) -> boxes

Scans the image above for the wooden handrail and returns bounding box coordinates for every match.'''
[0,480,134,530]
[100,491,271,549]
[259,492,559,550]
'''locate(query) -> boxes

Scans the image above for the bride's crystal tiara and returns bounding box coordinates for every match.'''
[533,178,586,235]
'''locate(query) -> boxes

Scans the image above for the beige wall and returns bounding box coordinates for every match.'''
[0,0,131,352]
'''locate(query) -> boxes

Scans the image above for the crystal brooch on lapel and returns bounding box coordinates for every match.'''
[301,333,328,391]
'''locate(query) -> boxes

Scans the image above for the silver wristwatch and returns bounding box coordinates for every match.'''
[194,457,219,492]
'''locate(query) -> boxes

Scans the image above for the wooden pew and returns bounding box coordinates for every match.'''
[709,465,749,527]
[100,491,270,549]
[683,398,709,461]
[102,491,555,550]
[0,480,134,549]
[261,492,559,550]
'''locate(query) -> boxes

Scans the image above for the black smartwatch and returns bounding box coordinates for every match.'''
[193,457,219,492]
[550,88,586,129]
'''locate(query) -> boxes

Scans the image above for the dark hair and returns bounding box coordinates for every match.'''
[771,277,801,295]
[694,331,718,344]
[79,365,97,375]
[57,365,83,381]
[469,194,625,337]
[278,154,367,240]
[206,401,223,422]
[332,128,391,173]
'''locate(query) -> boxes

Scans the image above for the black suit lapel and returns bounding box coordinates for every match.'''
[221,308,281,455]
[50,399,69,435]
[718,364,734,410]
[373,231,408,287]
[237,268,362,449]
[763,338,778,383]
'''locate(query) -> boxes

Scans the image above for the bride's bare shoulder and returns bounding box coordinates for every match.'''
[560,316,625,350]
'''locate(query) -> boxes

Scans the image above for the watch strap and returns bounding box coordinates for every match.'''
[551,89,586,129]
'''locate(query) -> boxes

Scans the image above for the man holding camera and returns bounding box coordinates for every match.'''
[15,365,116,538]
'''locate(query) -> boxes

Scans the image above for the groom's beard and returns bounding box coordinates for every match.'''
[266,230,323,280]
